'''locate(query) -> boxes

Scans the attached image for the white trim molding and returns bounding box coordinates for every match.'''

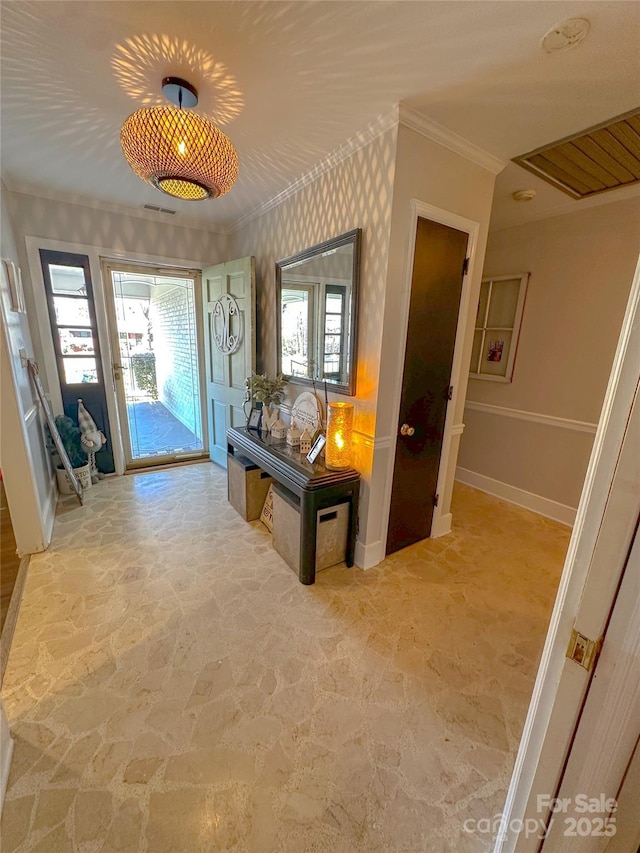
[0,699,14,817]
[355,538,386,571]
[465,400,598,434]
[380,199,481,549]
[399,104,506,175]
[230,108,400,233]
[456,466,576,527]
[24,403,38,427]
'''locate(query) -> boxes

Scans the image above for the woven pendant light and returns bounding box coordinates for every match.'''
[120,78,238,201]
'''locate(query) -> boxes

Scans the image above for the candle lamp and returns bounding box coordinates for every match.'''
[325,402,354,470]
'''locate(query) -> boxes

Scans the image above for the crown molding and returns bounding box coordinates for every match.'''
[398,104,506,176]
[228,107,400,234]
[2,178,228,236]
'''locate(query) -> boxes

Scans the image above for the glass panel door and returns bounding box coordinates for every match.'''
[106,265,206,468]
[40,250,115,473]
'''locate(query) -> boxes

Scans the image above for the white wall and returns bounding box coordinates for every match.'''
[0,183,55,553]
[458,196,640,522]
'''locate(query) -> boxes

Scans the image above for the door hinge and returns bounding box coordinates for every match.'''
[462,257,470,276]
[432,493,439,508]
[447,385,453,401]
[566,628,603,671]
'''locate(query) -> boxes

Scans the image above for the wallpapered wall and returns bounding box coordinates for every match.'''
[230,126,398,432]
[6,190,229,372]
[230,126,398,557]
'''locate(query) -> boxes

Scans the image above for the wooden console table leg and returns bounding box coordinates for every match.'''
[299,491,317,585]
[346,483,359,568]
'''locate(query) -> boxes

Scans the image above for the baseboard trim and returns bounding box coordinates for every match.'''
[0,718,14,817]
[43,475,57,547]
[354,538,385,570]
[456,467,576,526]
[431,512,452,538]
[0,556,30,686]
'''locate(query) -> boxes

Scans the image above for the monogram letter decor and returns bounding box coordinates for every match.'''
[212,294,242,355]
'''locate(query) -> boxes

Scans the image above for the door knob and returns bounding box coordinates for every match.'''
[400,423,415,436]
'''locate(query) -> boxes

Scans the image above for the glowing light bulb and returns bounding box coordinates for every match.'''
[177,140,187,156]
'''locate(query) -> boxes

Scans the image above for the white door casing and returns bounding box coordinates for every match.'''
[203,257,256,468]
[381,198,480,549]
[497,254,640,853]
[539,510,639,851]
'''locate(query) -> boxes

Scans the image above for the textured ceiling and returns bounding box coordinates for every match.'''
[1,1,639,231]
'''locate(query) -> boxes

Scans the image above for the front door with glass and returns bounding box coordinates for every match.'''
[104,263,207,469]
[40,249,115,473]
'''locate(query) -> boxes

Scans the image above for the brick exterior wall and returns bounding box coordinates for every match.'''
[151,284,202,437]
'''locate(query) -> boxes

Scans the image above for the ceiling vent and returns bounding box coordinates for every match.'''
[143,203,176,215]
[513,108,640,199]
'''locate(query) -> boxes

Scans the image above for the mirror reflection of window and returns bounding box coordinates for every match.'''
[276,229,361,396]
[281,283,315,378]
[323,286,347,381]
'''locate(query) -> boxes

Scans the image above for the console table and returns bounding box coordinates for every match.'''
[226,426,360,585]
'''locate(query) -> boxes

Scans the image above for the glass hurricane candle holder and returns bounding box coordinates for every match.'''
[325,402,354,470]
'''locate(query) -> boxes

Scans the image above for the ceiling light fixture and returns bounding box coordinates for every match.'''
[512,189,537,202]
[120,77,238,201]
[541,18,590,54]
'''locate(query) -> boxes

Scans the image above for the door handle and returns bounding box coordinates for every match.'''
[400,423,415,437]
[112,363,128,380]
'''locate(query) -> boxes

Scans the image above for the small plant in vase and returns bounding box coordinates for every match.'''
[247,372,287,430]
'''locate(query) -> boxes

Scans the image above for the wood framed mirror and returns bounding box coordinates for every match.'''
[276,229,361,396]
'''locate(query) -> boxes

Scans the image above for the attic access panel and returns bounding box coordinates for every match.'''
[513,108,640,199]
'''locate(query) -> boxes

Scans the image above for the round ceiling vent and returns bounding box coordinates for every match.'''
[541,18,590,54]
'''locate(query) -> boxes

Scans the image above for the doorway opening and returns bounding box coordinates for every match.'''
[104,263,207,469]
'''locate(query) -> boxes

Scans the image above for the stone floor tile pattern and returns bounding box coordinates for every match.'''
[0,464,569,852]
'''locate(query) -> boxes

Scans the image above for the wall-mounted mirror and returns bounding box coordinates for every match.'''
[276,229,361,396]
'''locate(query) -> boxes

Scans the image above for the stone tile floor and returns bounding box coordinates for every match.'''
[0,464,569,852]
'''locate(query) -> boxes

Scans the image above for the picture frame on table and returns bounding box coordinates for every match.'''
[306,433,326,464]
[247,407,263,430]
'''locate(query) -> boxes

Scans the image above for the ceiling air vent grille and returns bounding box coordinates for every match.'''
[143,204,176,215]
[513,108,640,199]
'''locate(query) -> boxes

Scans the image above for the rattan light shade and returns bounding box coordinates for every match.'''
[120,106,239,201]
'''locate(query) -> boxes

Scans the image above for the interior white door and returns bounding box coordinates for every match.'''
[203,257,256,467]
[539,515,640,851]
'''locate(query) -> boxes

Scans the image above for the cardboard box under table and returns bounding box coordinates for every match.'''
[227,452,274,521]
[272,482,349,573]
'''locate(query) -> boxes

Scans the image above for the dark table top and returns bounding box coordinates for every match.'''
[227,426,360,491]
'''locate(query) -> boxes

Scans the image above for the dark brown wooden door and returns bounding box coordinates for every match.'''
[386,217,468,555]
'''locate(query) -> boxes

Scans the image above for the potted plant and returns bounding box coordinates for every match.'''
[50,415,92,493]
[246,372,287,430]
